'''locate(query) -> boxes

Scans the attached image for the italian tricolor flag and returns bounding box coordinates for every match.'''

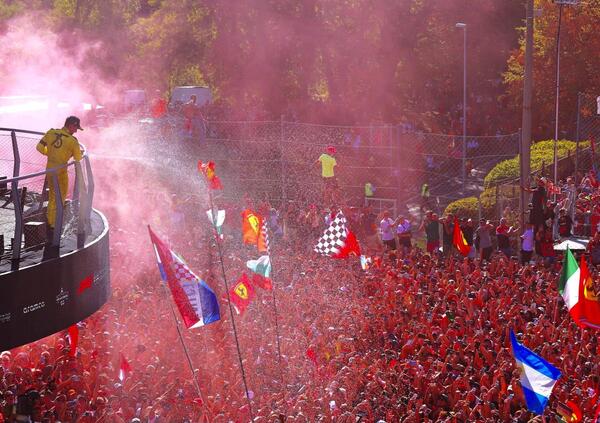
[558,248,581,324]
[558,249,600,329]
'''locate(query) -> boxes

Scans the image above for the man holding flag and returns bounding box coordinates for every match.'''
[452,217,470,257]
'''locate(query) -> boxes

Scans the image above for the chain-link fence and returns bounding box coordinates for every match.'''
[576,92,600,175]
[195,120,520,217]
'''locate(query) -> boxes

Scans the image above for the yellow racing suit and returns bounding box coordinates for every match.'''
[36,127,82,227]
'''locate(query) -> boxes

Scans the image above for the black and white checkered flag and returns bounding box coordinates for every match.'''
[314,211,348,256]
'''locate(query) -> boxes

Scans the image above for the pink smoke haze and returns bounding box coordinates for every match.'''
[0,15,123,131]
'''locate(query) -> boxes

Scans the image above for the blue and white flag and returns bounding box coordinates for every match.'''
[510,330,561,415]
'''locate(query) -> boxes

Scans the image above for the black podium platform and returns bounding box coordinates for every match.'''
[0,209,110,351]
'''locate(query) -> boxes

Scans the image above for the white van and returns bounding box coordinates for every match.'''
[169,86,211,109]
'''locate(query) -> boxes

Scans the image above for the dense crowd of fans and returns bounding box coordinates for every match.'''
[2,151,600,422]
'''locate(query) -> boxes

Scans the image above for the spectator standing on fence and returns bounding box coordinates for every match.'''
[36,116,83,235]
[522,177,547,230]
[316,145,338,203]
[364,182,375,198]
[563,176,577,219]
[546,200,560,240]
[475,218,493,261]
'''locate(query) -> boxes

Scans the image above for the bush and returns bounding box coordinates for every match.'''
[444,188,499,220]
[483,140,584,188]
[444,197,479,220]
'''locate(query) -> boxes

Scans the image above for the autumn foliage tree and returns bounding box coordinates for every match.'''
[2,0,598,136]
[504,0,600,140]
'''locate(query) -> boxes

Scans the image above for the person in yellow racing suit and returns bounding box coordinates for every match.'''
[36,116,83,229]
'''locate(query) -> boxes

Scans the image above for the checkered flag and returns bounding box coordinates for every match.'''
[314,211,348,256]
[260,220,271,255]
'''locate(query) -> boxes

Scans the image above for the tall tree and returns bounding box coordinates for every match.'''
[504,0,600,140]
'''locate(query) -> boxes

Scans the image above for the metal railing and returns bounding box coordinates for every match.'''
[0,128,95,271]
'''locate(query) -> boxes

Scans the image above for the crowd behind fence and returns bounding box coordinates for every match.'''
[198,119,520,216]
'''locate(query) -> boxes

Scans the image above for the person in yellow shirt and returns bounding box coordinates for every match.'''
[317,145,337,178]
[36,116,83,229]
[316,145,338,202]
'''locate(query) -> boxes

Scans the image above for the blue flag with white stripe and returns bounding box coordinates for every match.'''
[510,330,561,415]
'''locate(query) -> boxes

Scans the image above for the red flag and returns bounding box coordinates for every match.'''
[452,217,470,256]
[579,256,600,329]
[332,230,361,258]
[557,400,583,422]
[251,273,272,291]
[198,161,222,190]
[67,325,78,357]
[229,273,255,315]
[306,347,318,366]
[77,274,93,294]
[119,353,132,382]
[566,400,582,423]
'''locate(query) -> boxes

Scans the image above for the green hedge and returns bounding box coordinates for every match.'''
[444,197,479,220]
[483,140,584,188]
[444,188,499,220]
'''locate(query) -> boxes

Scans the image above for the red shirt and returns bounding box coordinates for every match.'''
[496,224,509,235]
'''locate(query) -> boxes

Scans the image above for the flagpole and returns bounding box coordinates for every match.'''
[270,280,286,388]
[205,185,255,420]
[158,277,205,403]
[262,230,288,406]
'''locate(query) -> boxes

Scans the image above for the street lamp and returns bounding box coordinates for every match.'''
[456,23,467,191]
[553,0,578,187]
